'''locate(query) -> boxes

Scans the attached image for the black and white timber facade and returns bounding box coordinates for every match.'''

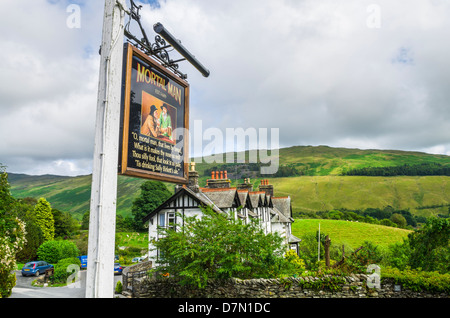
[143,163,301,262]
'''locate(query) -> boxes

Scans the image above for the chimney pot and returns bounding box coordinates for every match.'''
[220,171,224,179]
[224,171,228,179]
[211,171,215,180]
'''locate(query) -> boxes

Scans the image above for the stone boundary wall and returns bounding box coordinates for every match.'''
[131,274,448,298]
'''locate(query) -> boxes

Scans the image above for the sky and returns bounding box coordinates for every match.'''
[0,0,449,176]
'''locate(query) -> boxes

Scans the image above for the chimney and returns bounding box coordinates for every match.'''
[207,170,231,189]
[237,177,253,191]
[187,161,199,192]
[259,179,273,196]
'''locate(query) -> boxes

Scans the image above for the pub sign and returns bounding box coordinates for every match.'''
[119,43,189,183]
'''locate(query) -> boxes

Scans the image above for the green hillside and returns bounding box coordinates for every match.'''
[195,145,450,177]
[7,145,450,219]
[292,218,411,249]
[269,175,450,217]
[8,173,150,220]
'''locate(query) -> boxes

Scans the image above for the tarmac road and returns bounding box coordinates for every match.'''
[9,270,122,298]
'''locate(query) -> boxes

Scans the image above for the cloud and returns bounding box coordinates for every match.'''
[0,0,449,176]
[143,0,450,153]
[0,0,102,175]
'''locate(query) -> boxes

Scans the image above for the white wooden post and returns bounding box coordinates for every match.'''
[86,0,127,298]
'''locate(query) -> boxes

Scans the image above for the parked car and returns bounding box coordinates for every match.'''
[114,263,123,275]
[77,255,87,269]
[21,261,53,277]
[132,257,145,263]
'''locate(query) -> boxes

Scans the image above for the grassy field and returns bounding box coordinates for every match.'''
[270,175,450,217]
[116,232,149,250]
[292,218,411,249]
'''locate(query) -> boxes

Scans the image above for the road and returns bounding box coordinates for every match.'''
[9,270,122,298]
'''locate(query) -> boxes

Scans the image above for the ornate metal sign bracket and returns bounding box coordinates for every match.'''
[124,0,209,80]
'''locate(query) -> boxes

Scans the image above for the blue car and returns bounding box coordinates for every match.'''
[21,261,53,277]
[77,255,87,269]
[114,263,123,275]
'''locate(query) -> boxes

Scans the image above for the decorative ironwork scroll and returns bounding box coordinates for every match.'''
[124,0,187,79]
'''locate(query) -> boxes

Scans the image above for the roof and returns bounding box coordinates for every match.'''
[248,191,264,208]
[270,207,291,223]
[237,190,253,210]
[142,186,223,223]
[288,233,302,243]
[200,187,241,209]
[272,196,292,219]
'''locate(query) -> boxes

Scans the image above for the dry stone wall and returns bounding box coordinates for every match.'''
[130,274,448,298]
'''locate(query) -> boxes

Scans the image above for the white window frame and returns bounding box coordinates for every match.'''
[159,211,176,230]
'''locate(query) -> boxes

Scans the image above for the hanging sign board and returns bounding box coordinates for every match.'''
[119,43,189,183]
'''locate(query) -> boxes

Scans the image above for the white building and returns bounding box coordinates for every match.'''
[143,164,301,263]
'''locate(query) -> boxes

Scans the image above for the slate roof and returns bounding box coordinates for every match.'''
[272,196,293,221]
[248,191,264,208]
[288,233,302,243]
[142,186,224,223]
[199,187,240,209]
[237,190,254,210]
[271,207,291,223]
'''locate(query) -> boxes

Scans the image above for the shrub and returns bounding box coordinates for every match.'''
[115,281,123,294]
[37,240,80,264]
[343,241,383,273]
[51,257,81,284]
[382,266,450,293]
[0,217,27,298]
[283,249,306,273]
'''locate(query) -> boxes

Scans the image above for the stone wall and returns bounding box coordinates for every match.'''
[131,274,448,298]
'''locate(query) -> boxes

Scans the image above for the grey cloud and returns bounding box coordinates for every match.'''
[1,0,449,176]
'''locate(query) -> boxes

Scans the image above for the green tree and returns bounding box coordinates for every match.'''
[390,213,407,228]
[116,214,134,232]
[131,181,172,232]
[408,218,450,273]
[152,206,287,288]
[13,198,44,262]
[52,208,78,238]
[34,198,55,241]
[0,166,14,216]
[81,211,89,230]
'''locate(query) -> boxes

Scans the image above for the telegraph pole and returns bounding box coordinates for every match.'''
[86,0,127,298]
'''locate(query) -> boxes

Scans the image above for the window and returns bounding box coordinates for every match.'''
[159,212,176,230]
[167,212,175,230]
